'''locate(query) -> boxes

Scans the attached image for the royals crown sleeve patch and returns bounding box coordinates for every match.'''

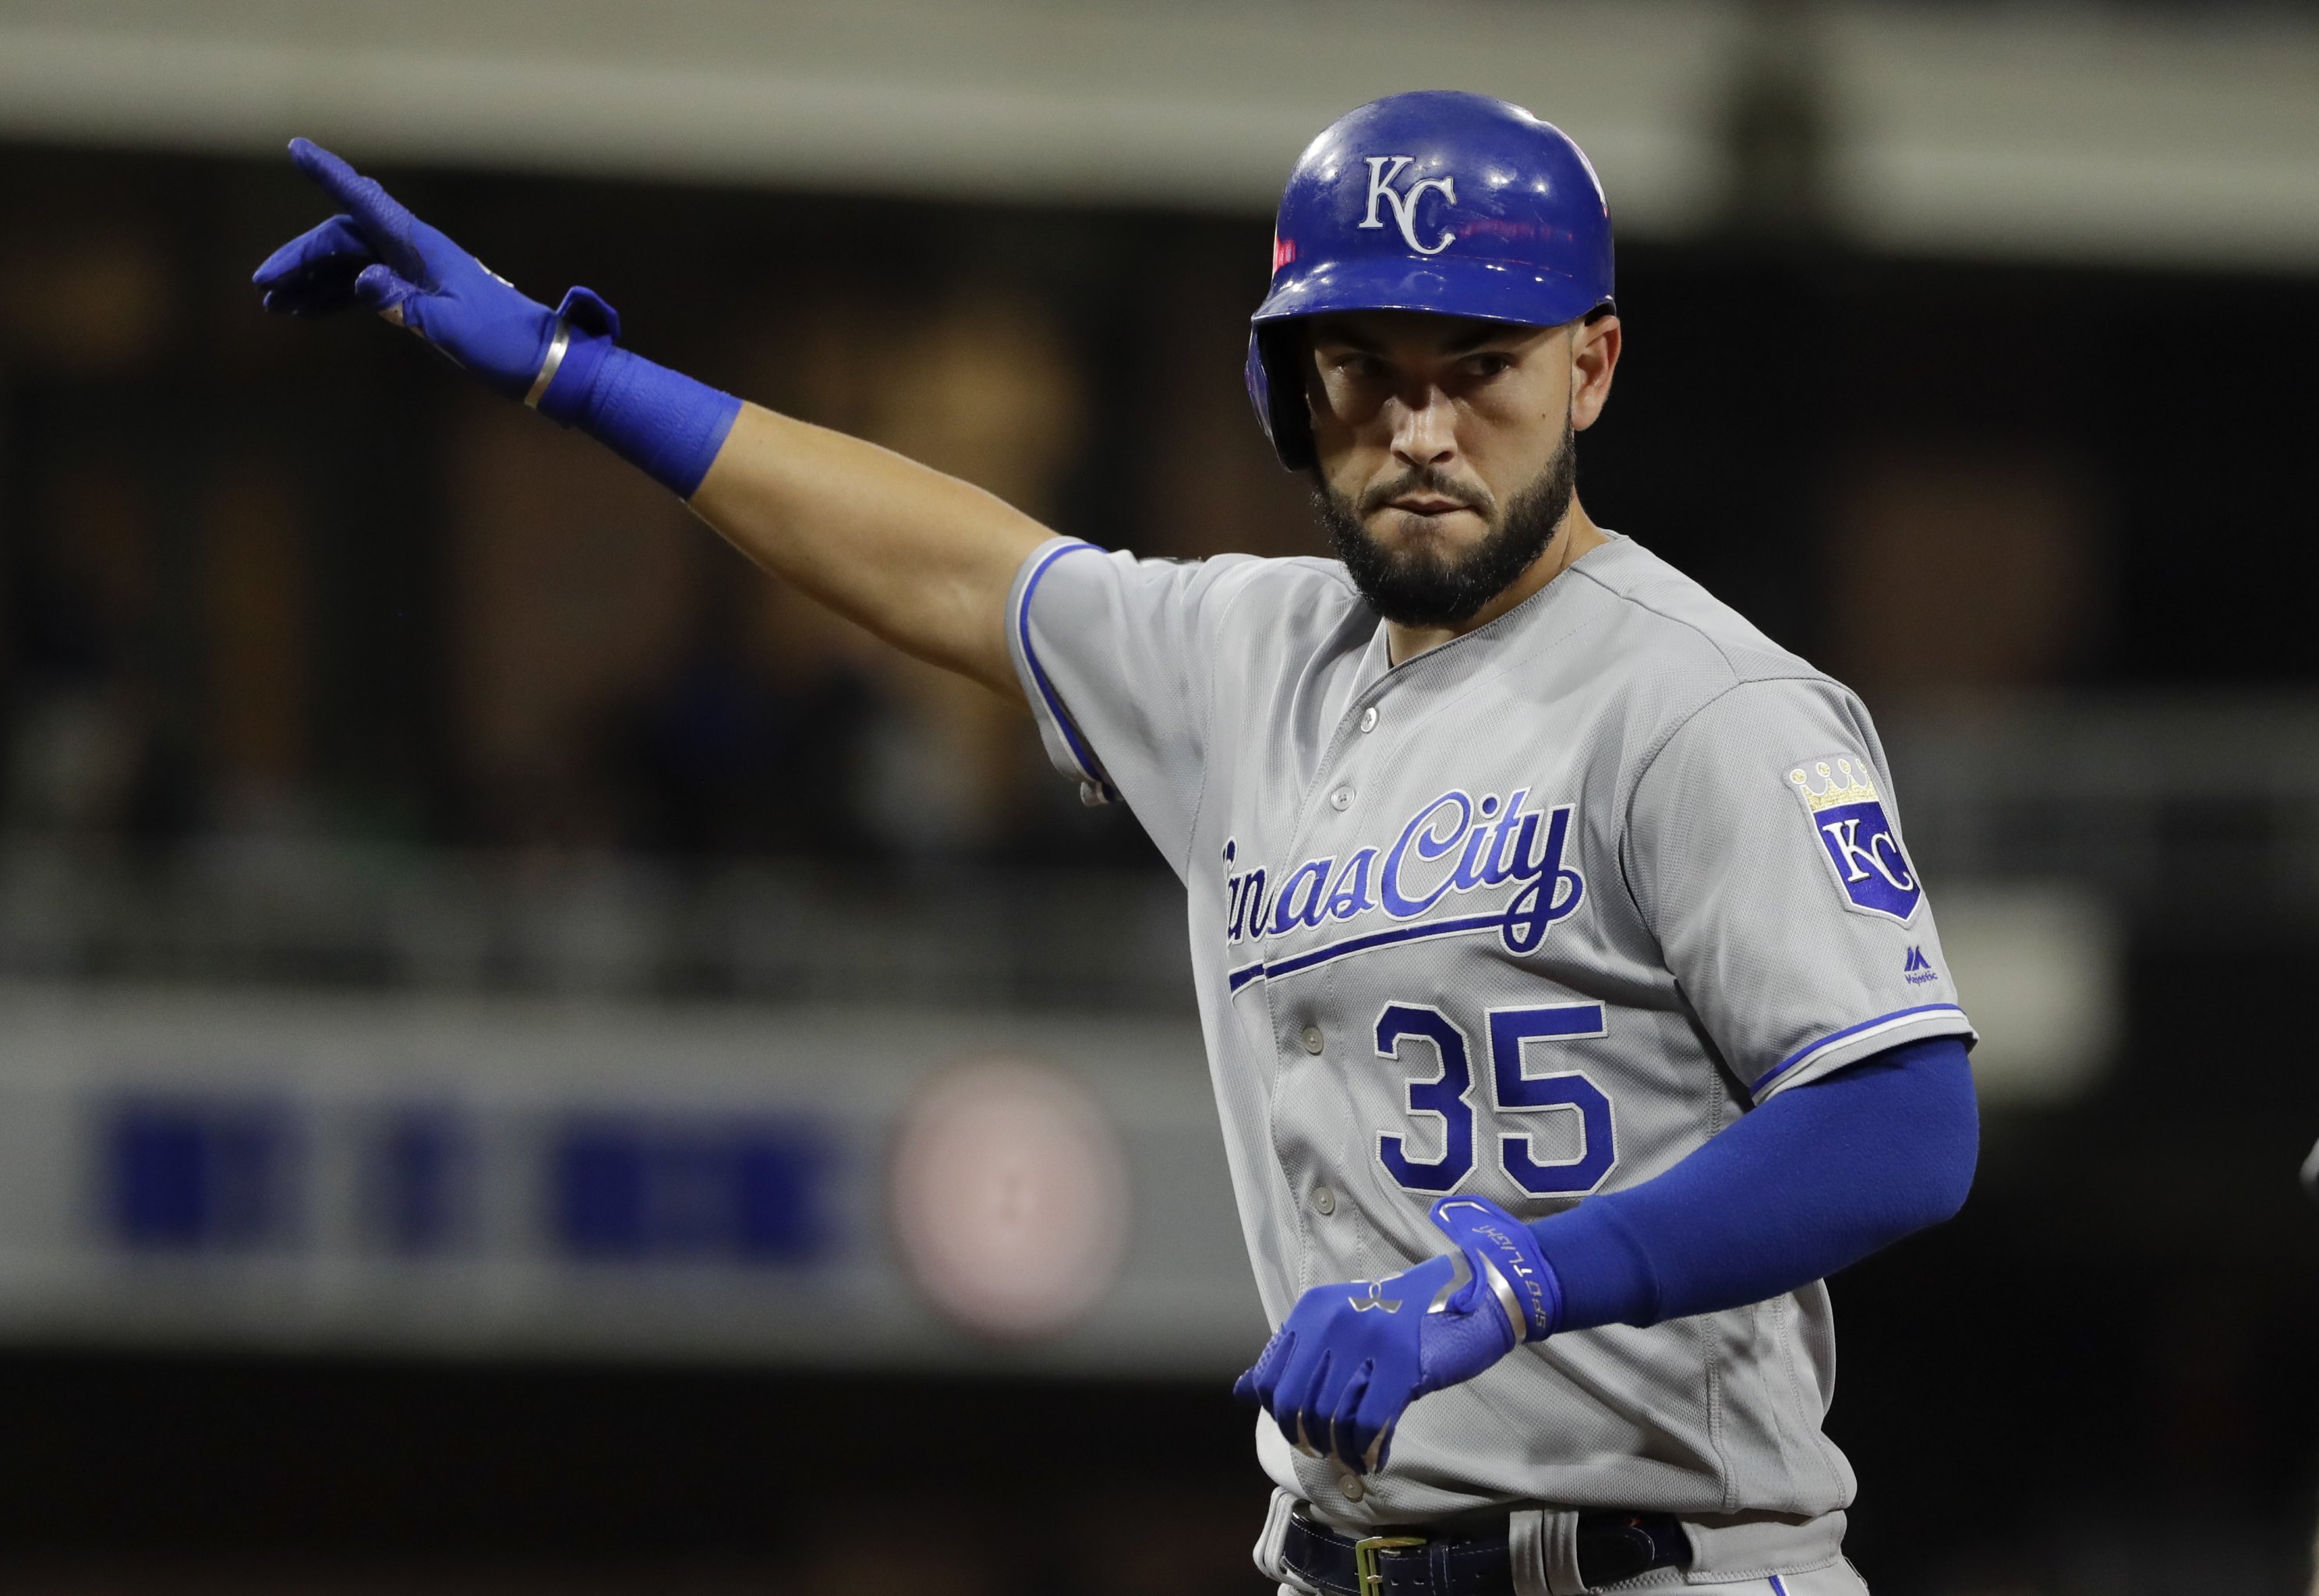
[1787,754,1921,924]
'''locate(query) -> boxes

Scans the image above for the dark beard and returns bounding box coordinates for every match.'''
[1313,423,1578,628]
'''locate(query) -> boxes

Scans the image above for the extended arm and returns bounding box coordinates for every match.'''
[253,139,1043,701]
[686,408,1045,699]
[1237,1036,1977,1474]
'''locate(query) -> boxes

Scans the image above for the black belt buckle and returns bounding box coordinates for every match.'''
[1352,1533,1426,1596]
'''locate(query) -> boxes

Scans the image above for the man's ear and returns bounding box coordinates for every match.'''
[1569,313,1621,433]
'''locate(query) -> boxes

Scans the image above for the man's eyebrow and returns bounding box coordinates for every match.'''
[1309,323,1384,353]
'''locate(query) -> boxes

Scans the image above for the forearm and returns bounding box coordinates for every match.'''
[687,404,1050,701]
[1533,1037,1978,1330]
[544,342,1045,701]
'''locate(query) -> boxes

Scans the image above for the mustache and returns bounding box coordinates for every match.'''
[1356,467,1498,521]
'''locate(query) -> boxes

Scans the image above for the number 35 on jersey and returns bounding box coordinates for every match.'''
[1373,1000,1615,1199]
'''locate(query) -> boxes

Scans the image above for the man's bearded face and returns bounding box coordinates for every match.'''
[1312,417,1578,628]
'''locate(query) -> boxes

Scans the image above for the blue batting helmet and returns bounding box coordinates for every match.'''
[1246,90,1616,471]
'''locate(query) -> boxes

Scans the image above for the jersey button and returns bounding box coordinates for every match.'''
[1310,1185,1335,1216]
[1299,1025,1324,1054]
[1339,1473,1366,1502]
[1359,705,1379,733]
[1329,787,1352,811]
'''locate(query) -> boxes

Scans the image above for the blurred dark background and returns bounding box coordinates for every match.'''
[1,2,2317,1592]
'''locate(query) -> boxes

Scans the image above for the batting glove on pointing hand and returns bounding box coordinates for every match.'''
[1232,1195,1562,1478]
[253,139,738,498]
[253,138,617,401]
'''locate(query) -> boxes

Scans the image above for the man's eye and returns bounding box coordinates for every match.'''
[1466,353,1513,378]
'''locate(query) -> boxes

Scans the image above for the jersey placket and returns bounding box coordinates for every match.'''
[1255,647,1398,1287]
[1255,634,1487,1294]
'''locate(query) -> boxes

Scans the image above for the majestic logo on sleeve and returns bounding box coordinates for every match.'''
[1221,788,1584,991]
[1359,155,1459,256]
[1789,757,1921,924]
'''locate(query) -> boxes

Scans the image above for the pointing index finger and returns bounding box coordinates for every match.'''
[286,138,422,280]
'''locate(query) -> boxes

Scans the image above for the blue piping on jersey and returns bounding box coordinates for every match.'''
[1751,1002,1968,1096]
[1015,540,1112,793]
[1226,911,1509,992]
[1768,1576,1791,1595]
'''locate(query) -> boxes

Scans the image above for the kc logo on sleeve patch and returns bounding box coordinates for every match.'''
[1788,755,1922,923]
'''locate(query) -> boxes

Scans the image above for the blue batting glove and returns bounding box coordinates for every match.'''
[1232,1195,1561,1477]
[253,137,617,403]
[253,138,741,499]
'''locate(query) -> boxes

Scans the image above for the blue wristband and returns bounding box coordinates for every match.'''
[534,290,742,500]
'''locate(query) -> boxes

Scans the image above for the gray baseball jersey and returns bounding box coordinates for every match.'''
[1006,531,1974,1577]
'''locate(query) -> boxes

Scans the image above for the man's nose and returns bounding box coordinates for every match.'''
[1388,389,1455,468]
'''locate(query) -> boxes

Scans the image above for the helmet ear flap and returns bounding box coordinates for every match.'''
[1244,322,1316,473]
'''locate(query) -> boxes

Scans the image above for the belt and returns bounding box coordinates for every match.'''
[1280,1505,1688,1596]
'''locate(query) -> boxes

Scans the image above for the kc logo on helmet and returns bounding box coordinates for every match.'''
[1359,155,1458,256]
[1789,756,1921,923]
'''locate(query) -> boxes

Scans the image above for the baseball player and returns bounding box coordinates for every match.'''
[256,91,1979,1595]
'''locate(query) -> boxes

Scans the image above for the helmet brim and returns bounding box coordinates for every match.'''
[1251,253,1609,331]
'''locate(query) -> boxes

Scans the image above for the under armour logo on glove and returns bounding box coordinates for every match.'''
[1232,1195,1562,1477]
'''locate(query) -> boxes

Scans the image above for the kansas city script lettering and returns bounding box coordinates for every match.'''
[1222,788,1585,957]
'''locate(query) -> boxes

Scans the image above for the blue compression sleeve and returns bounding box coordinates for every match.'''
[1531,1036,1977,1331]
[537,324,741,500]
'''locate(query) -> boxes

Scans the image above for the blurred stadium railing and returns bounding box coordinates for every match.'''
[9,687,2318,1361]
[0,984,1256,1370]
